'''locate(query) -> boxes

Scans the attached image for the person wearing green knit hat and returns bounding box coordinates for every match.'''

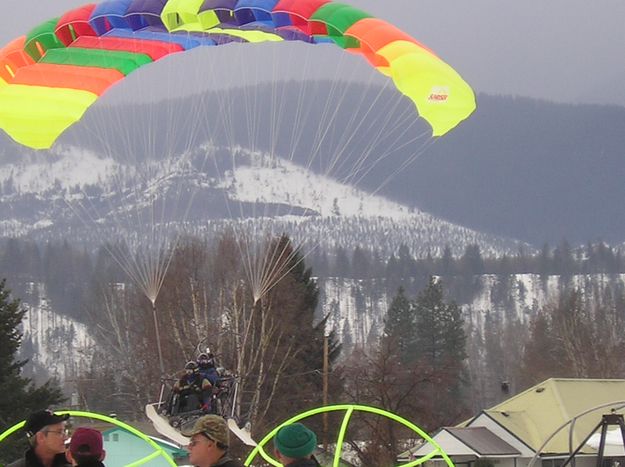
[273,423,320,467]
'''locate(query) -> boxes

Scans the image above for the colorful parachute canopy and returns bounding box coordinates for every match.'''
[0,0,476,149]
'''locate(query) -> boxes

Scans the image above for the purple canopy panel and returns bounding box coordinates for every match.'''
[200,0,239,26]
[126,0,167,28]
[239,21,313,42]
[200,32,248,44]
[200,0,238,10]
[239,20,274,31]
[143,24,169,32]
[234,9,255,26]
[171,31,218,46]
[274,25,314,42]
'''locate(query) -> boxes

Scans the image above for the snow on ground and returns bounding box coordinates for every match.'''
[19,282,94,383]
[0,146,119,193]
[215,152,415,219]
[321,273,625,349]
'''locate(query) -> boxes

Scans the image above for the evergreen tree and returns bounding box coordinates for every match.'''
[0,279,64,464]
[332,247,351,278]
[412,277,468,424]
[413,277,466,365]
[351,246,371,280]
[440,245,454,277]
[460,244,484,276]
[482,311,506,405]
[237,236,342,434]
[520,311,563,385]
[397,244,417,278]
[383,286,414,360]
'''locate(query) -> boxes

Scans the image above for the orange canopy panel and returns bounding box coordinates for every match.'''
[0,36,35,82]
[70,36,184,61]
[11,63,124,95]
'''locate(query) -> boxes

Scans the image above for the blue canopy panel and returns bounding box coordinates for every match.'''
[271,12,292,28]
[234,0,279,26]
[90,0,141,35]
[104,28,213,49]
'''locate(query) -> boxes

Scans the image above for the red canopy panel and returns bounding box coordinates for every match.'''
[273,0,330,35]
[56,4,99,46]
[70,36,184,60]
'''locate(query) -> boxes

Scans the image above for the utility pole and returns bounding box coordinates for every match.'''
[323,335,329,452]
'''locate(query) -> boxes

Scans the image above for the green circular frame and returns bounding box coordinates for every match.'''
[0,410,177,467]
[244,404,455,467]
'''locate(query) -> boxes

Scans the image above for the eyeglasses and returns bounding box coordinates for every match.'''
[45,429,68,438]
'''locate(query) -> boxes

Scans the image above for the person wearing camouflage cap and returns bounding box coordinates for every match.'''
[182,415,243,467]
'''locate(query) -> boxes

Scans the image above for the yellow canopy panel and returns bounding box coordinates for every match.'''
[0,84,97,149]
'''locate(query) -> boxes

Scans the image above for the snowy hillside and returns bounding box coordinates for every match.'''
[320,273,625,349]
[22,271,625,387]
[0,144,524,257]
[18,282,94,385]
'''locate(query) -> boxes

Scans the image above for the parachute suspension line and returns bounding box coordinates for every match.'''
[65,192,166,304]
[214,45,362,300]
[247,48,330,299]
[62,47,216,309]
[340,93,429,188]
[251,45,329,298]
[330,79,408,176]
[292,49,351,178]
[201,63,260,302]
[312,59,414,188]
[255,240,305,301]
[208,46,265,302]
[302,49,389,182]
[151,299,166,377]
[368,136,438,199]
[250,46,294,299]
[201,41,440,303]
[318,74,395,180]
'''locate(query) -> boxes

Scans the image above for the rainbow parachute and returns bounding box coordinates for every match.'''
[0,0,476,149]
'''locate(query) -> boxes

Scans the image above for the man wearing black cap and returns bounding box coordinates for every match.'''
[8,410,70,467]
[273,423,319,467]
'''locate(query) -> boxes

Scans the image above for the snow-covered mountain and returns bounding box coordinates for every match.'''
[0,142,529,391]
[0,143,523,258]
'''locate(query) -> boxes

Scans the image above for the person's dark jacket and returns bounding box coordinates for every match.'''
[7,449,70,467]
[283,459,319,467]
[213,453,244,467]
[73,459,105,467]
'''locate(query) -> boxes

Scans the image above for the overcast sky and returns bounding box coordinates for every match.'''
[3,0,625,106]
